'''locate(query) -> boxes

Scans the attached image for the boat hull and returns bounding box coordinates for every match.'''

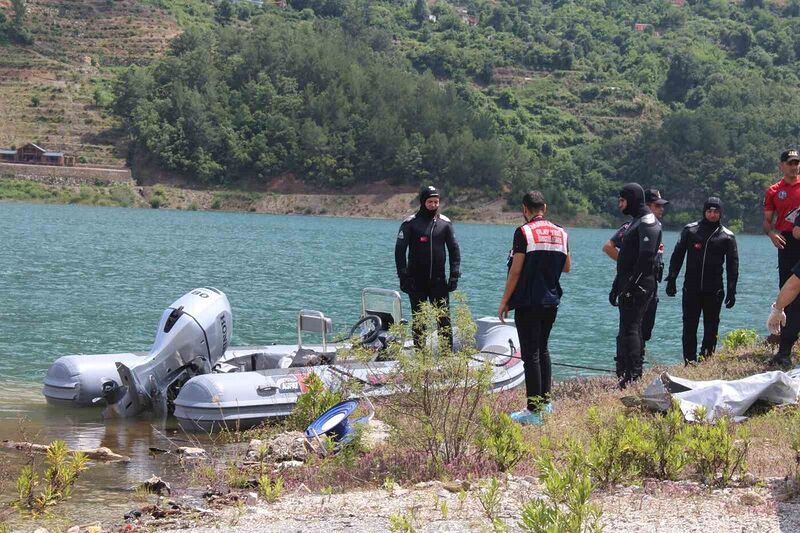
[173,317,524,432]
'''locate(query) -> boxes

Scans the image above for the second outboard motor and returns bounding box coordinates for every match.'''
[102,287,232,418]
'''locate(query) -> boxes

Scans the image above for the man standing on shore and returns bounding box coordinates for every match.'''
[395,185,461,349]
[764,148,800,367]
[498,191,570,425]
[609,183,662,388]
[665,197,738,363]
[602,189,668,360]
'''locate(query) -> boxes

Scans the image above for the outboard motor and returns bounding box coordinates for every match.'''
[101,287,232,418]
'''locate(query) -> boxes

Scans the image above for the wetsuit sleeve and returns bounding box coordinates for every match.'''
[630,221,660,287]
[726,234,739,294]
[667,226,689,280]
[395,221,410,277]
[446,223,461,278]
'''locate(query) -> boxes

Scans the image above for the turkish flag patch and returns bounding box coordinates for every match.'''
[420,236,429,243]
[693,243,702,250]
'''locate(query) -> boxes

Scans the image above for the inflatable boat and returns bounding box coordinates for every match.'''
[43,287,524,431]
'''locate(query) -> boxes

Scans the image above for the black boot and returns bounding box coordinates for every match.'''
[768,353,793,369]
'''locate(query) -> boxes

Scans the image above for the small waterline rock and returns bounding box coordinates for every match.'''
[175,446,207,459]
[138,475,171,496]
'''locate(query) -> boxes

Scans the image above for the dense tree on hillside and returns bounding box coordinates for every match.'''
[111,0,800,229]
[115,17,533,192]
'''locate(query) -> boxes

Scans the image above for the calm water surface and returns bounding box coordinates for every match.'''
[0,203,776,524]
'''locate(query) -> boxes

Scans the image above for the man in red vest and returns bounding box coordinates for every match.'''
[498,191,571,425]
[764,148,800,367]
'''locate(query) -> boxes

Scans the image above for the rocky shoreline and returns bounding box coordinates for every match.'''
[0,174,612,227]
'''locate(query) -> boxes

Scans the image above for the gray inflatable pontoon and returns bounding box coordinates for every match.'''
[43,287,524,431]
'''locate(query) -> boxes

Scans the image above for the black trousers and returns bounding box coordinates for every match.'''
[617,289,653,385]
[682,289,724,362]
[409,285,451,349]
[514,306,557,412]
[778,232,800,359]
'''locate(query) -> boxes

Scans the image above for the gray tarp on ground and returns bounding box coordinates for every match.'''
[641,369,800,422]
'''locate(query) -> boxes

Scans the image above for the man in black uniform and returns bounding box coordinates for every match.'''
[609,183,662,388]
[665,197,738,363]
[395,186,461,348]
[602,189,668,357]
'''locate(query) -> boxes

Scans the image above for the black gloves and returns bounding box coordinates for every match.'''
[725,292,736,309]
[665,277,677,297]
[609,289,619,307]
[448,277,458,292]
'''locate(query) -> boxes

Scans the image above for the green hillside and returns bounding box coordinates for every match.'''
[0,0,181,166]
[5,0,800,228]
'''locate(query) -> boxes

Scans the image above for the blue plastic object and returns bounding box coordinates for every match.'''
[304,398,361,442]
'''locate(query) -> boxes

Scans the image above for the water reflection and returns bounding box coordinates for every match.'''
[0,382,217,527]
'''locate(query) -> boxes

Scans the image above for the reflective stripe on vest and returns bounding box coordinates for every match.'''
[520,219,568,255]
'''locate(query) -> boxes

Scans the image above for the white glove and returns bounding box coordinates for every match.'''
[767,303,787,335]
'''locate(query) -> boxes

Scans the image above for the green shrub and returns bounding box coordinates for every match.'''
[722,329,758,351]
[149,185,168,208]
[585,408,642,486]
[476,406,529,472]
[477,478,507,531]
[382,297,492,470]
[108,184,136,207]
[640,405,690,481]
[388,509,417,532]
[687,417,749,487]
[258,474,284,502]
[288,372,344,431]
[519,439,603,533]
[14,440,89,515]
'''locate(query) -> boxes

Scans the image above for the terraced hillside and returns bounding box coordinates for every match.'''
[0,0,180,166]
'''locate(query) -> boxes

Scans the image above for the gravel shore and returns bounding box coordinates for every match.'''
[160,475,800,532]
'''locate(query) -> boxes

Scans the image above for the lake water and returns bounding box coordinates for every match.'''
[0,202,776,381]
[0,202,776,525]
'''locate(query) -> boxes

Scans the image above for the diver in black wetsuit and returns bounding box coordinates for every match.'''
[395,186,461,348]
[665,197,739,363]
[602,189,668,357]
[609,183,662,388]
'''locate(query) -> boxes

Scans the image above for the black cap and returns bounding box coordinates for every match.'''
[419,185,440,204]
[704,196,722,211]
[781,149,800,162]
[645,189,669,205]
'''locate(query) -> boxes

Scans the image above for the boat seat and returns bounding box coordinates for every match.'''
[297,309,332,353]
[290,348,336,367]
[250,353,291,371]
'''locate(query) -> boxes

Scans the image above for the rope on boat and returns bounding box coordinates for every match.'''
[476,348,617,374]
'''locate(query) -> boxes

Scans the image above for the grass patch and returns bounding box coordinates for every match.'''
[0,179,142,208]
[138,0,216,28]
